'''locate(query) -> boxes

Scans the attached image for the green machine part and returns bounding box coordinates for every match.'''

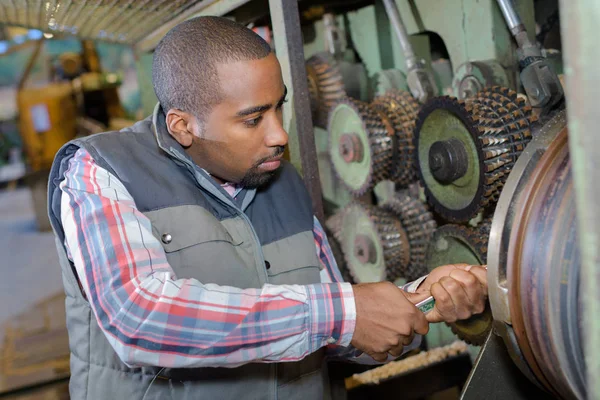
[303,0,536,210]
[424,222,493,359]
[414,86,537,223]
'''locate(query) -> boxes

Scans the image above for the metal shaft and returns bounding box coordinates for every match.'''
[496,0,522,31]
[495,0,531,48]
[381,0,416,66]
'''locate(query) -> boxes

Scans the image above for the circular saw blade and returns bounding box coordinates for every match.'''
[380,193,437,281]
[425,221,493,345]
[334,202,409,283]
[328,97,393,196]
[306,52,346,128]
[414,87,536,223]
[371,89,421,187]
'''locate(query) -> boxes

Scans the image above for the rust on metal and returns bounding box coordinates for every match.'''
[339,133,364,163]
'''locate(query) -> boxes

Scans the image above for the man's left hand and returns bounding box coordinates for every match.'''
[406,264,488,324]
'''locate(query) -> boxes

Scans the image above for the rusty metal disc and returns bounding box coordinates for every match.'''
[488,109,585,400]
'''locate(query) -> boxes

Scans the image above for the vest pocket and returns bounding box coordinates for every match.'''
[262,231,322,286]
[149,211,236,254]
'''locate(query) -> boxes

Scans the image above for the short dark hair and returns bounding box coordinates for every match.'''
[152,16,272,123]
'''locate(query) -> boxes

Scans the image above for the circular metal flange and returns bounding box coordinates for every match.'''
[328,98,393,196]
[415,88,536,223]
[339,133,364,163]
[414,97,485,222]
[334,203,410,283]
[488,109,586,399]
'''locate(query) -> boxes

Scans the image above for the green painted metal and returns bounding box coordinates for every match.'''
[340,205,387,283]
[559,0,600,398]
[328,103,372,193]
[370,68,408,98]
[304,0,535,209]
[417,109,481,211]
[452,60,510,99]
[315,126,353,211]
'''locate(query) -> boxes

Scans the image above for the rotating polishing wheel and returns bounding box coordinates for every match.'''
[488,110,586,399]
[380,193,437,282]
[328,98,393,196]
[335,203,409,283]
[414,88,536,223]
[425,222,493,346]
[371,89,421,187]
[306,52,346,128]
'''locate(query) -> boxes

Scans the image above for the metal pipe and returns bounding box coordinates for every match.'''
[496,0,522,31]
[381,0,416,65]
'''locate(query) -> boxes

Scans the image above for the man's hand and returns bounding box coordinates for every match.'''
[407,264,488,324]
[351,282,429,362]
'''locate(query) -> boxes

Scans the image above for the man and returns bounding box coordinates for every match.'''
[47,16,487,400]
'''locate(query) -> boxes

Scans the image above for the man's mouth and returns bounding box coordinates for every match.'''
[258,155,282,171]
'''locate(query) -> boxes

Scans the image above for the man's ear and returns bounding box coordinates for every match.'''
[166,109,196,147]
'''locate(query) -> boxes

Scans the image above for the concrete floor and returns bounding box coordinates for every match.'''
[0,187,63,342]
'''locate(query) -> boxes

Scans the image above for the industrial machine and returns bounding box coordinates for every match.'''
[13,38,126,231]
[299,0,583,398]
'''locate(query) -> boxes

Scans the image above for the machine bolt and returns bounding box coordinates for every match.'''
[339,133,364,163]
[354,234,377,264]
[429,138,470,184]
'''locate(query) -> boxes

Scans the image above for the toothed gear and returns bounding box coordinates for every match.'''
[328,97,394,196]
[306,52,346,128]
[334,203,409,283]
[414,87,536,223]
[425,221,493,346]
[371,89,421,187]
[380,193,437,281]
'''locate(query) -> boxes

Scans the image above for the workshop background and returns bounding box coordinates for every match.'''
[0,1,597,399]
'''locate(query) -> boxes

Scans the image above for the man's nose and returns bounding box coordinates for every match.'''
[265,120,288,148]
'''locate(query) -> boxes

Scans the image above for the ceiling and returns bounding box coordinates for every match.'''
[0,0,206,45]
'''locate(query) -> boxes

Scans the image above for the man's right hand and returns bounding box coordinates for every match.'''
[350,282,429,362]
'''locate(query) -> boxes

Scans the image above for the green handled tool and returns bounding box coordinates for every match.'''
[415,295,435,314]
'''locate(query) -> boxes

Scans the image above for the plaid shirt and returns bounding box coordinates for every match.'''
[59,148,358,368]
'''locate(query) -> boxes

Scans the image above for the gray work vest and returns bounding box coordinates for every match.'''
[47,104,331,400]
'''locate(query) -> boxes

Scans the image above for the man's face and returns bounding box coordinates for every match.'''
[187,53,288,188]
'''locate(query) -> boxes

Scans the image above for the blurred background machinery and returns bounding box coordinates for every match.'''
[0,0,596,399]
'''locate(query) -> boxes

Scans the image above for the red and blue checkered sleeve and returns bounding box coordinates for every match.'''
[59,147,356,368]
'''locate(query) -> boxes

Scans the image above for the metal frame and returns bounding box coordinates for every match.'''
[269,0,325,221]
[559,1,600,398]
[134,0,254,53]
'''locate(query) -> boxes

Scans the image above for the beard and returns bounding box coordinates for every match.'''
[239,146,285,189]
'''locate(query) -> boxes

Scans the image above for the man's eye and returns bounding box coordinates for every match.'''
[244,116,262,127]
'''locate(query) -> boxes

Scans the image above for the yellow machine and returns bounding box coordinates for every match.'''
[14,39,127,230]
[17,83,78,172]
